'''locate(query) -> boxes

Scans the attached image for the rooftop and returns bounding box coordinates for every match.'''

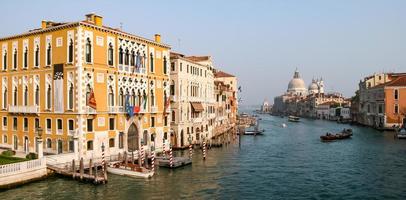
[215,70,235,78]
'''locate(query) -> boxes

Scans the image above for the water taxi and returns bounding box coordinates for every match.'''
[107,161,154,178]
[320,129,353,142]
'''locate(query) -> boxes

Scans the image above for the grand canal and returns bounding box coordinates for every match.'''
[2,114,406,199]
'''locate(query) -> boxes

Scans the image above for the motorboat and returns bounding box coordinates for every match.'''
[107,161,154,178]
[288,116,300,122]
[320,129,353,142]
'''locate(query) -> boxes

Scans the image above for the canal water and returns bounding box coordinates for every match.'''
[2,114,406,199]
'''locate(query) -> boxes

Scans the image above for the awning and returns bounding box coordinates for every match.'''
[191,102,204,112]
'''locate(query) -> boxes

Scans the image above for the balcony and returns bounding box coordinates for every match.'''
[85,106,96,114]
[109,106,124,113]
[192,118,203,123]
[8,105,40,114]
[170,95,177,102]
[134,67,146,74]
[150,106,158,113]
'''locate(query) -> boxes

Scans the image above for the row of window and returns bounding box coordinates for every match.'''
[171,62,209,78]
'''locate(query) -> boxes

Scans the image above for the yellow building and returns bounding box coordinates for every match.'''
[0,14,170,159]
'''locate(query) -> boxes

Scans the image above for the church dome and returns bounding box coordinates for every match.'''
[308,81,319,91]
[287,70,307,94]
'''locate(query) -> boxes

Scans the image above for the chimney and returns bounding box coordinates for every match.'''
[85,13,103,27]
[41,20,47,29]
[154,34,161,43]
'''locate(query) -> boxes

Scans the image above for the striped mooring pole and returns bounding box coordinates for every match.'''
[169,146,173,168]
[203,141,206,160]
[189,144,193,160]
[151,152,155,171]
[140,146,145,166]
[101,143,106,174]
[163,143,166,157]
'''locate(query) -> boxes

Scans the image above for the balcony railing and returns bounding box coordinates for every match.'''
[109,106,124,113]
[8,105,40,114]
[68,130,75,135]
[150,106,158,113]
[85,106,96,114]
[192,118,203,123]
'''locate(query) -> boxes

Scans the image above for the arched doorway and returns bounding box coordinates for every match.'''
[24,136,29,153]
[180,130,184,147]
[170,131,177,147]
[127,123,139,152]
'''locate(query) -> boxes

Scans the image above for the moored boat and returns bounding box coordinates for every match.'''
[395,127,406,139]
[288,116,300,122]
[107,161,154,178]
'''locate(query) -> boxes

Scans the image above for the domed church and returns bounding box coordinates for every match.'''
[308,78,324,95]
[287,69,308,96]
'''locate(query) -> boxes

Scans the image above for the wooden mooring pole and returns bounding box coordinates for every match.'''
[80,158,84,180]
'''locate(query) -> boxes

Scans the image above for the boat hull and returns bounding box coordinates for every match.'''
[107,167,154,178]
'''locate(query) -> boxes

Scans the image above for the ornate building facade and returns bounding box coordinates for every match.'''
[0,14,170,159]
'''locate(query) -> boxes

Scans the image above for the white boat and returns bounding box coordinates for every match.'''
[288,116,300,122]
[395,128,406,139]
[107,162,154,178]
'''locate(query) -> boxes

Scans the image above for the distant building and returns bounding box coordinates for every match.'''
[261,99,271,113]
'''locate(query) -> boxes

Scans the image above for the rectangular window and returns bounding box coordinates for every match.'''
[87,119,93,132]
[109,138,115,148]
[394,89,399,100]
[57,119,63,132]
[35,118,40,130]
[151,117,155,127]
[109,118,115,131]
[171,62,175,71]
[3,117,7,130]
[119,132,124,149]
[46,119,52,130]
[13,117,17,131]
[68,119,74,131]
[180,63,182,71]
[23,118,28,132]
[164,116,168,126]
[87,140,93,150]
[395,104,399,114]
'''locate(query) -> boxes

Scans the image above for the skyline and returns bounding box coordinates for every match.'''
[1,0,405,105]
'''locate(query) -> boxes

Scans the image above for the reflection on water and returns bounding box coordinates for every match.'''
[2,115,406,199]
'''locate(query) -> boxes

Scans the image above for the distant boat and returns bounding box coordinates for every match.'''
[288,116,300,122]
[282,123,287,128]
[320,129,353,142]
[395,127,406,139]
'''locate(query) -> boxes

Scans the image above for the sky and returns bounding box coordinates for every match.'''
[1,0,405,106]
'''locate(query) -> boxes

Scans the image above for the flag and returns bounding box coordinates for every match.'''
[133,106,140,114]
[125,95,133,117]
[53,64,64,113]
[87,89,97,109]
[135,54,141,69]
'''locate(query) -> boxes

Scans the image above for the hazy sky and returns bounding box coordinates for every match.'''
[1,0,405,105]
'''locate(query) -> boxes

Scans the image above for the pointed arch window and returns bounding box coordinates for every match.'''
[119,47,123,65]
[3,87,7,109]
[108,86,114,106]
[108,43,114,66]
[119,88,124,106]
[35,85,40,106]
[124,48,129,65]
[130,50,135,66]
[13,86,17,106]
[150,53,154,72]
[68,39,74,63]
[46,43,51,66]
[34,45,39,67]
[23,86,28,106]
[68,83,74,110]
[150,90,155,106]
[13,49,17,69]
[2,50,7,70]
[163,56,167,74]
[23,47,28,69]
[85,38,92,63]
[46,85,52,109]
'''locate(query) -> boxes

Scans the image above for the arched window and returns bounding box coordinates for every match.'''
[35,85,39,106]
[47,138,52,148]
[46,85,52,109]
[86,84,91,106]
[130,50,135,66]
[68,83,74,110]
[131,89,136,106]
[46,43,51,66]
[163,56,167,74]
[3,88,7,109]
[23,47,28,68]
[34,46,39,67]
[68,39,74,63]
[119,88,123,106]
[23,86,28,106]
[13,86,17,106]
[13,49,17,69]
[124,48,129,65]
[170,80,175,96]
[150,53,154,72]
[108,43,113,66]
[108,86,114,106]
[150,90,155,106]
[172,110,175,122]
[2,50,7,70]
[85,38,92,63]
[119,47,123,65]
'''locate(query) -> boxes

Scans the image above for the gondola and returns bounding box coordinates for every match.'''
[320,129,353,142]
